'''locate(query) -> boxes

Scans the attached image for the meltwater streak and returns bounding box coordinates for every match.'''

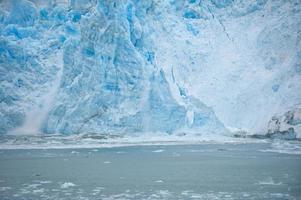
[9,52,64,135]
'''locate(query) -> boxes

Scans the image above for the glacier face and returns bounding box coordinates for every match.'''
[0,0,226,135]
[0,0,300,136]
[152,0,301,134]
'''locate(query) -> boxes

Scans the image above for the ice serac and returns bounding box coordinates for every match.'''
[0,0,227,135]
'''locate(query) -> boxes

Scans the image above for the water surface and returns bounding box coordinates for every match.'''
[0,143,300,199]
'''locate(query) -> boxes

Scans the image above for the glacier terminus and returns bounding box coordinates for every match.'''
[0,0,301,138]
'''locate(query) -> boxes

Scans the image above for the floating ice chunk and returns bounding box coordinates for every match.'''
[36,180,52,184]
[257,177,282,186]
[60,182,76,189]
[33,188,44,193]
[152,149,165,153]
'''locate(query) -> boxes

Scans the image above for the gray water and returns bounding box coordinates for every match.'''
[0,143,300,199]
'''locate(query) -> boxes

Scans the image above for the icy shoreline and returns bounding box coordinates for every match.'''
[0,133,266,150]
[0,133,300,156]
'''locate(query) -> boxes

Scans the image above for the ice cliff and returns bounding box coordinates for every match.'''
[0,0,300,137]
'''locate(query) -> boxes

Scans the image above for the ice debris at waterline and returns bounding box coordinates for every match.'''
[266,106,301,139]
[0,0,301,137]
[233,106,301,140]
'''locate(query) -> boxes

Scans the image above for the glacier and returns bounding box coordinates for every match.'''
[0,0,300,137]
